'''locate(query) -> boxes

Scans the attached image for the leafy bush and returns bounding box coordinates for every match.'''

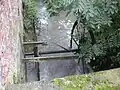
[44,0,120,71]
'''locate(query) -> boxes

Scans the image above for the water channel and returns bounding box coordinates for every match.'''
[27,0,92,82]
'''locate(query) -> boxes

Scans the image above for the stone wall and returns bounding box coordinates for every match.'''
[0,0,24,89]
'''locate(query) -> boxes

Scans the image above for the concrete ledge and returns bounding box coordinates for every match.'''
[8,81,62,90]
[8,68,120,90]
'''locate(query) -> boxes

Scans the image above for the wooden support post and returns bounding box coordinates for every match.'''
[33,47,40,81]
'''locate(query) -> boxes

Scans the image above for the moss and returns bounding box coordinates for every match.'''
[52,75,91,90]
[94,83,120,90]
[13,73,18,84]
[52,68,120,90]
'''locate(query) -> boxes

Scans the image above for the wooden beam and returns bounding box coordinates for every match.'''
[22,55,79,62]
[39,49,77,55]
[24,49,77,56]
[23,41,47,45]
[24,52,34,56]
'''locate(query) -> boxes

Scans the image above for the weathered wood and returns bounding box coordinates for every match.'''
[24,49,77,56]
[23,41,47,45]
[22,55,79,62]
[24,52,34,56]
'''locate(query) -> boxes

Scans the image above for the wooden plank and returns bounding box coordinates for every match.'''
[23,41,47,45]
[22,55,79,62]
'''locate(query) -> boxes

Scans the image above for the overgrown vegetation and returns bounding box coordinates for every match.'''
[23,0,36,31]
[22,0,37,52]
[44,0,120,71]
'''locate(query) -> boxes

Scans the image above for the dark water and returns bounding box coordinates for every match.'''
[27,0,93,82]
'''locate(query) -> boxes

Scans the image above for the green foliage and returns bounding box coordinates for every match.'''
[23,0,37,30]
[45,0,119,27]
[23,0,37,52]
[44,0,120,70]
[89,10,120,70]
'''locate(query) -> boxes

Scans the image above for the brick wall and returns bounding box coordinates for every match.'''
[0,0,24,89]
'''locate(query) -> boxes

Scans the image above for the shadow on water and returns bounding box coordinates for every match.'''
[26,0,93,82]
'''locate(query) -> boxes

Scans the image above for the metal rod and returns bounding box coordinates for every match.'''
[24,49,77,56]
[22,55,79,62]
[23,41,47,45]
[73,38,79,46]
[51,42,69,51]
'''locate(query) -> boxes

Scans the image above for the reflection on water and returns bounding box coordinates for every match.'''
[27,0,92,82]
